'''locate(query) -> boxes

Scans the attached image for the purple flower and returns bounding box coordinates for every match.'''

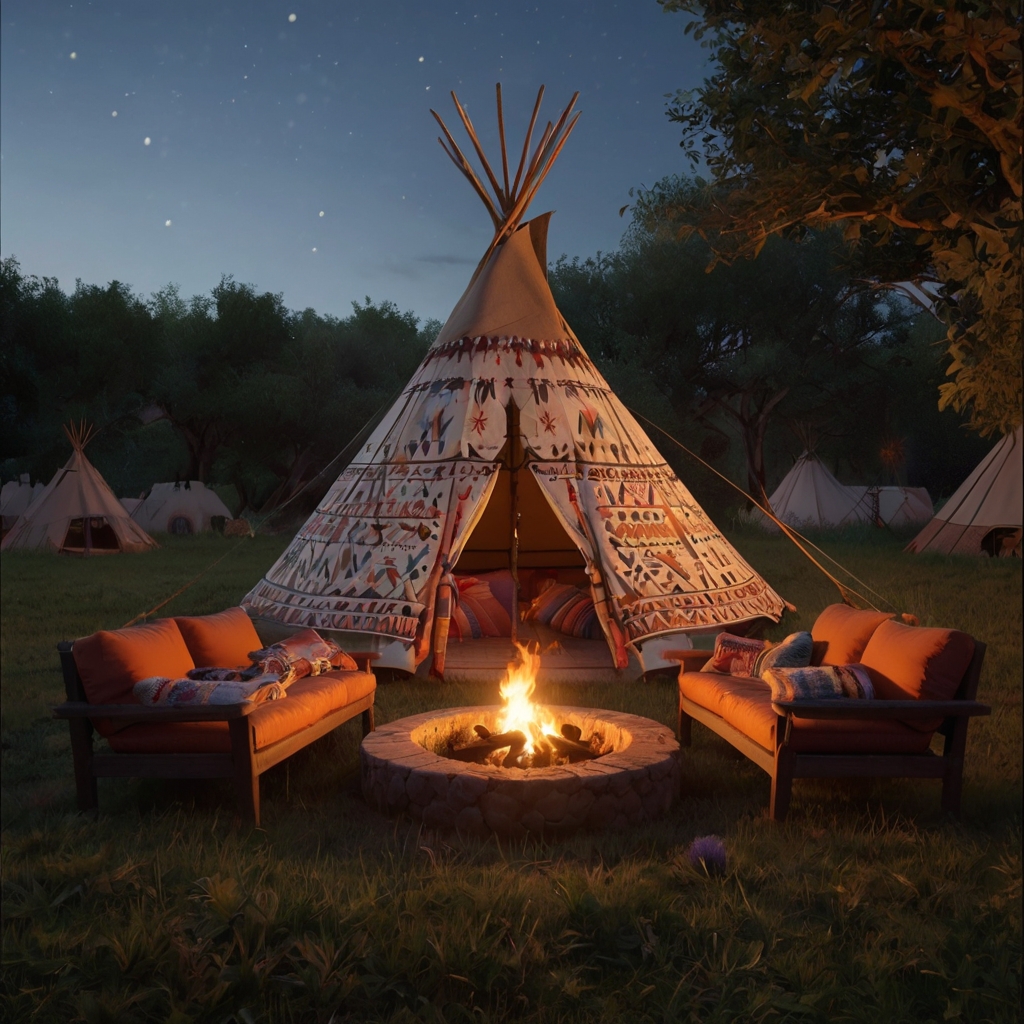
[688,835,727,876]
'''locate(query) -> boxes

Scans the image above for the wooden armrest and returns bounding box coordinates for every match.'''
[53,701,257,722]
[347,652,381,671]
[771,699,991,720]
[663,649,711,671]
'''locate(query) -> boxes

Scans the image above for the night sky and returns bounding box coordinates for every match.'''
[1,2,708,323]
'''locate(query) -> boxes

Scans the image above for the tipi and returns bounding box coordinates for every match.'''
[1,423,157,555]
[132,480,233,534]
[243,86,785,673]
[761,452,868,530]
[907,427,1022,556]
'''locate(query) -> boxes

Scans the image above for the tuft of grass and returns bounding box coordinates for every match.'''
[1,531,1021,1022]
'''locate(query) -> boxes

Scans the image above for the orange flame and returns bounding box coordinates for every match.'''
[496,641,556,754]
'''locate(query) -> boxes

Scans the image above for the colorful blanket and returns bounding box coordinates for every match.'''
[133,673,287,707]
[248,628,357,679]
[764,664,875,702]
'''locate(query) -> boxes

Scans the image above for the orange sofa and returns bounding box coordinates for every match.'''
[54,608,376,825]
[671,604,989,820]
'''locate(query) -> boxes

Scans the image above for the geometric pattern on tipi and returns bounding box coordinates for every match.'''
[243,87,785,658]
[0,423,157,554]
[907,427,1022,555]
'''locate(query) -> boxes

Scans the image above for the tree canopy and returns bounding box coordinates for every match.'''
[0,257,433,517]
[551,188,977,504]
[651,0,1021,437]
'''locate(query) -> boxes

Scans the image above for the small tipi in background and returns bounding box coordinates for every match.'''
[0,474,45,533]
[907,427,1022,557]
[760,451,867,530]
[0,422,157,555]
[131,480,233,534]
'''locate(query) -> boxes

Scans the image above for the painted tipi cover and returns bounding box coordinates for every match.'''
[1,423,157,555]
[243,87,785,666]
[907,427,1022,555]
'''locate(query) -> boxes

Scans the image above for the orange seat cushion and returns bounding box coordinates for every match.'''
[175,607,263,668]
[73,619,195,736]
[859,619,975,724]
[812,604,893,665]
[248,670,376,750]
[106,670,376,754]
[679,671,932,755]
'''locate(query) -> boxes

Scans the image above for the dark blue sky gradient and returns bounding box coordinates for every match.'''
[1,1,708,322]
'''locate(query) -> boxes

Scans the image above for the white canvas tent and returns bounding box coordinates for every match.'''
[132,481,232,534]
[1,423,157,555]
[907,427,1022,556]
[762,453,933,531]
[243,87,785,676]
[761,452,868,529]
[848,485,933,528]
[1,474,45,531]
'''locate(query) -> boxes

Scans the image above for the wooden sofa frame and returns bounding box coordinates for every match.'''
[670,644,990,821]
[54,642,377,826]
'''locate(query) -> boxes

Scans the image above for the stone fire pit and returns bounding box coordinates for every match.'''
[360,705,680,837]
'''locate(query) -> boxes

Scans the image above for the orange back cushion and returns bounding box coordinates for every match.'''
[175,607,263,668]
[859,619,975,703]
[73,618,195,734]
[811,604,893,665]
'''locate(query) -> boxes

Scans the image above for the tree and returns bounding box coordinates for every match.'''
[652,0,1021,436]
[147,277,294,483]
[553,189,919,501]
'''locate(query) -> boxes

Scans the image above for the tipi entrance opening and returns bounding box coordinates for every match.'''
[61,516,121,555]
[170,515,195,535]
[456,404,585,579]
[441,405,633,682]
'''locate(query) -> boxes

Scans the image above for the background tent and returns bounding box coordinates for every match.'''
[907,427,1022,556]
[847,486,933,528]
[132,481,232,534]
[244,87,785,676]
[0,423,157,555]
[1,475,45,532]
[760,452,868,529]
[120,497,143,517]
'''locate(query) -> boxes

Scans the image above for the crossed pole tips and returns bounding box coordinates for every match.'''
[431,84,580,269]
[63,419,96,452]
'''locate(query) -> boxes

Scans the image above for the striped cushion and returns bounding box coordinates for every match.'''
[526,583,600,640]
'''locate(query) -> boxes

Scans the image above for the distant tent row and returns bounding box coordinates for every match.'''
[1,424,157,555]
[759,452,933,531]
[1,424,240,555]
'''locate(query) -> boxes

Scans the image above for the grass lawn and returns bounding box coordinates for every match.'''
[1,529,1020,1023]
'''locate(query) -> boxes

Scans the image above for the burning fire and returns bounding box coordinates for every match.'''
[496,641,557,754]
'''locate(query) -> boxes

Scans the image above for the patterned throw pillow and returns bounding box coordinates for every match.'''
[248,628,358,679]
[706,634,768,677]
[763,664,875,702]
[754,631,813,677]
[525,583,600,640]
[448,576,513,641]
[133,673,286,706]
